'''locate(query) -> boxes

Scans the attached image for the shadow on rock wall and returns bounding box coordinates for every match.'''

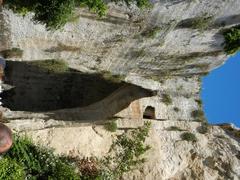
[1,60,125,112]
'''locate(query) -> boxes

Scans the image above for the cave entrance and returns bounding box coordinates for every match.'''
[1,60,125,112]
[143,106,156,119]
[1,60,154,118]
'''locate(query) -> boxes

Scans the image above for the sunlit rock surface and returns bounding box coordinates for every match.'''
[0,0,240,179]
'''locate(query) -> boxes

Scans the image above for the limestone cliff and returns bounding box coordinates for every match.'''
[0,0,240,179]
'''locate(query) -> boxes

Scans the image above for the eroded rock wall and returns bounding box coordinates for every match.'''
[0,1,240,179]
[1,0,240,85]
[1,0,239,123]
[23,120,240,180]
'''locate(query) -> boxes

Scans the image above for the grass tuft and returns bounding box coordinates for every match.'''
[161,94,172,105]
[104,120,118,132]
[181,132,197,142]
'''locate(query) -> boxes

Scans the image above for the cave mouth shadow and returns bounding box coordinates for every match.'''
[1,60,125,112]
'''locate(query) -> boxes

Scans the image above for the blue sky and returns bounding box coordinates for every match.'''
[201,52,240,127]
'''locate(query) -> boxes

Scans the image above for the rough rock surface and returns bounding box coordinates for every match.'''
[23,120,240,180]
[2,0,239,83]
[0,0,240,179]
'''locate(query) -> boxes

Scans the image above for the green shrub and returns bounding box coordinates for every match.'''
[104,120,118,132]
[4,0,151,30]
[34,0,76,30]
[0,48,23,58]
[0,158,25,180]
[29,59,69,73]
[197,124,209,134]
[161,94,172,105]
[223,26,240,55]
[113,0,151,8]
[181,132,197,142]
[100,122,151,179]
[51,161,80,180]
[3,0,36,15]
[77,0,107,17]
[5,135,79,179]
[1,126,151,180]
[74,122,151,179]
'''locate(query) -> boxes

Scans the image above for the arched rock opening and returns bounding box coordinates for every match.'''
[143,106,156,119]
[1,60,124,112]
[1,60,156,122]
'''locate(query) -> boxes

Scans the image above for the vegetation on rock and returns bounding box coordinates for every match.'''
[223,25,240,55]
[99,121,151,179]
[191,109,206,122]
[4,0,151,30]
[161,94,172,105]
[104,120,118,132]
[73,122,151,179]
[181,132,197,142]
[0,158,25,180]
[188,16,213,31]
[0,123,151,179]
[3,134,79,180]
[197,123,209,134]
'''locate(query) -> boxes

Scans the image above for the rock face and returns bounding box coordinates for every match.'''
[24,120,240,180]
[2,0,240,80]
[0,0,240,179]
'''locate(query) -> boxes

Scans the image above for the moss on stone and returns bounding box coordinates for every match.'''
[161,94,172,105]
[181,132,197,142]
[29,59,69,73]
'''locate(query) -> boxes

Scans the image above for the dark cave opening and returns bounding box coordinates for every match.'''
[1,60,125,112]
[143,106,156,119]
